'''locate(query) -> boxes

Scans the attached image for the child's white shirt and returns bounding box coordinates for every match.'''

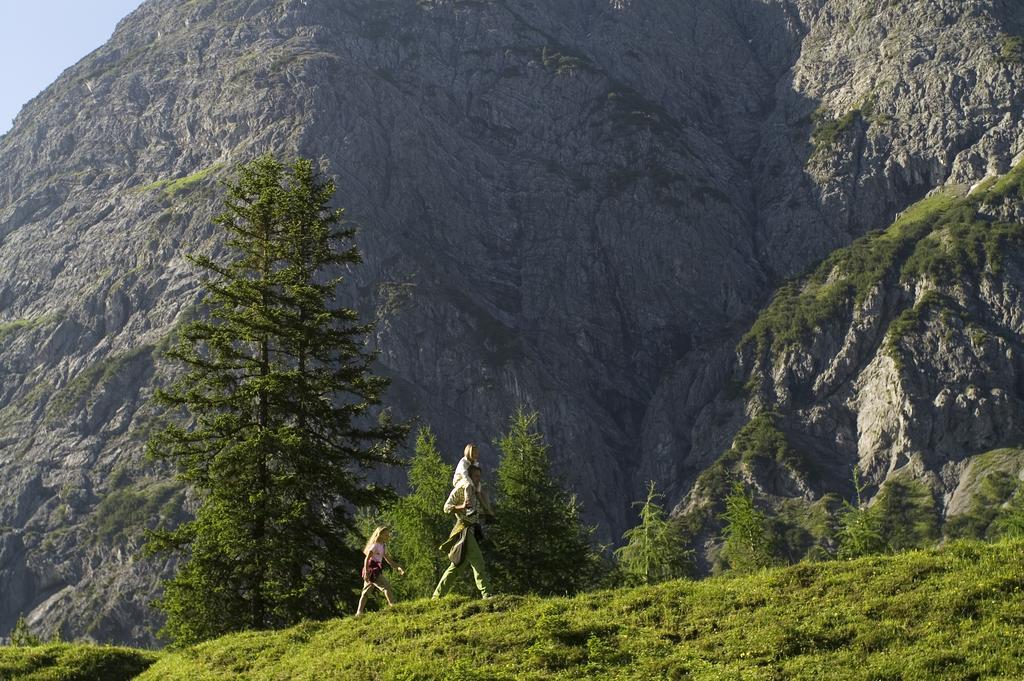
[452,456,476,486]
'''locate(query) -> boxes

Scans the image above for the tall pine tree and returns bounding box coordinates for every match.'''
[614,481,692,584]
[145,155,405,645]
[490,409,605,595]
[384,427,456,600]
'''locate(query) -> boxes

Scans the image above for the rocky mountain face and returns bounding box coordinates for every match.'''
[678,167,1024,569]
[1,0,1023,644]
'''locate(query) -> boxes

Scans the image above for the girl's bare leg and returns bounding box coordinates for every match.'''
[356,582,374,615]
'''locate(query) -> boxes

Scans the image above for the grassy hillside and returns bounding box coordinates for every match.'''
[3,540,1021,679]
[138,539,1023,680]
[0,643,157,680]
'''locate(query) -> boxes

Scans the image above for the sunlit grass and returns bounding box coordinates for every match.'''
[136,539,1024,680]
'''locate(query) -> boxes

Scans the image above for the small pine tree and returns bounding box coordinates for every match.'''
[837,467,886,559]
[145,155,406,645]
[490,409,605,595]
[614,481,692,584]
[384,427,459,599]
[719,482,775,573]
[9,615,41,647]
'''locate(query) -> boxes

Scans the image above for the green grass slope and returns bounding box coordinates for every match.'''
[0,643,157,680]
[137,540,1024,681]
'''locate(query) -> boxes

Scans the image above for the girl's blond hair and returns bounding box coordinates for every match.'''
[363,526,389,556]
[464,443,478,461]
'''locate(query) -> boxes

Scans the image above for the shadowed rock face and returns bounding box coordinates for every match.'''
[1,0,1023,644]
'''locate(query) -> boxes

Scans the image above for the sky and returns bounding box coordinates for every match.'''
[0,1,143,135]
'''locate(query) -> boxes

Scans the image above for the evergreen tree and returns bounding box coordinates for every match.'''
[873,479,939,551]
[836,467,886,559]
[145,155,405,645]
[490,409,604,595]
[384,427,457,600]
[8,615,41,647]
[614,481,692,584]
[719,482,775,573]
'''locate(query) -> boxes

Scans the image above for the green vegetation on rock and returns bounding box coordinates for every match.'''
[674,413,802,542]
[45,345,156,421]
[773,494,841,563]
[686,412,802,511]
[137,539,1024,680]
[998,34,1024,64]
[0,313,62,342]
[93,480,184,545]
[873,478,941,552]
[539,46,593,76]
[729,412,801,470]
[742,160,1024,359]
[883,290,946,369]
[138,164,223,199]
[810,106,862,152]
[946,471,1021,540]
[900,205,1024,281]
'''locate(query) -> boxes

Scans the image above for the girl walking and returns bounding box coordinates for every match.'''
[356,526,405,615]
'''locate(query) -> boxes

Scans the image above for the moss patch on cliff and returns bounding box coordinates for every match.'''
[0,313,62,342]
[961,448,1024,486]
[673,413,806,545]
[685,413,799,510]
[979,157,1024,203]
[138,539,1024,680]
[45,345,156,421]
[729,412,801,470]
[138,164,223,200]
[810,106,863,152]
[772,494,842,562]
[998,34,1024,64]
[882,290,947,369]
[946,471,1022,540]
[92,480,185,545]
[539,46,596,76]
